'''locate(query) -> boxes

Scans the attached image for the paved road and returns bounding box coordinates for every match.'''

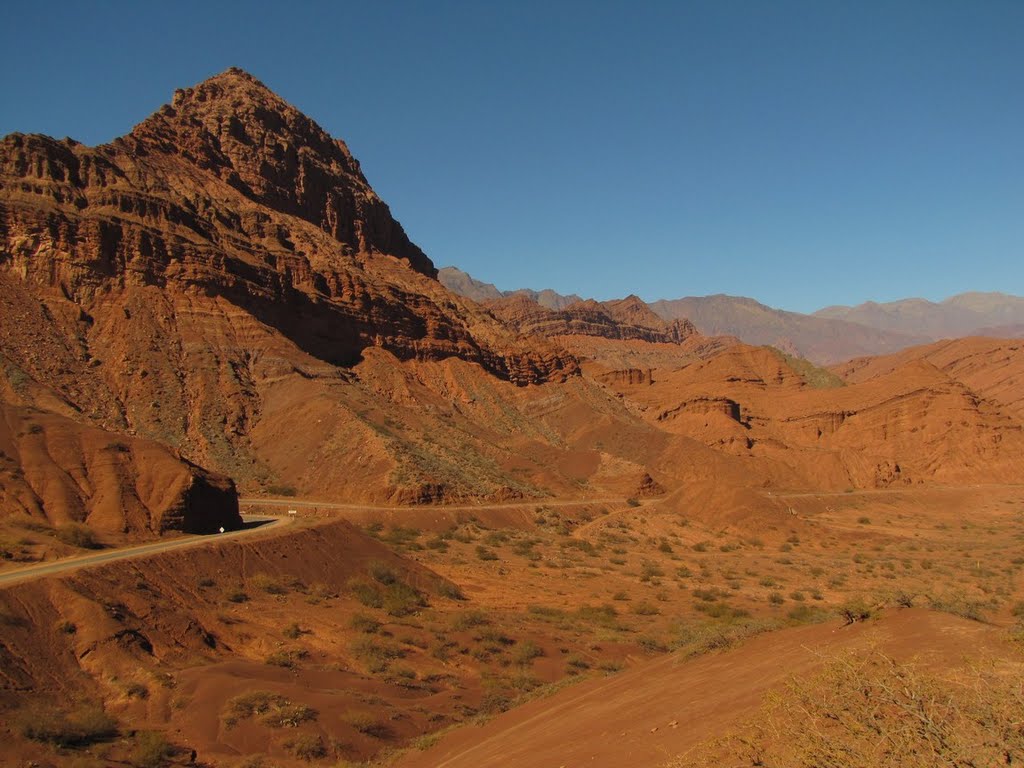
[0,495,628,588]
[0,514,285,588]
[239,496,627,512]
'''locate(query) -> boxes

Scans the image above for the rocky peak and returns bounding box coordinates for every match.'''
[487,293,698,345]
[125,68,435,276]
[604,295,668,328]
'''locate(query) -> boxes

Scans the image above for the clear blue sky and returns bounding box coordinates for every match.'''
[2,1,1021,312]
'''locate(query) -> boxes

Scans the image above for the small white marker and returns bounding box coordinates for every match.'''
[219,526,225,534]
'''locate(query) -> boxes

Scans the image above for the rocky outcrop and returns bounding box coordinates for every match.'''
[0,400,240,534]
[487,294,697,344]
[595,368,653,386]
[0,69,575,387]
[131,68,435,277]
[0,69,585,495]
[635,472,664,497]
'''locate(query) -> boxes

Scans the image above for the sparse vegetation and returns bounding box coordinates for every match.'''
[223,691,317,728]
[266,484,298,497]
[766,347,846,389]
[264,649,308,668]
[56,523,102,550]
[130,731,174,768]
[18,703,117,748]
[685,650,1024,767]
[288,733,328,760]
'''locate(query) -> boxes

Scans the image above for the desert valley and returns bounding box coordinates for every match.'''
[1,69,1022,767]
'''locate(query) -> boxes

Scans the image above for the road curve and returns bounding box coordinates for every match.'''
[0,495,629,588]
[0,514,285,588]
[239,496,627,512]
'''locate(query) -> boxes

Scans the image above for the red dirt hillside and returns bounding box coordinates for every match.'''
[831,336,1024,421]
[0,399,239,544]
[582,340,1024,489]
[2,68,1022,510]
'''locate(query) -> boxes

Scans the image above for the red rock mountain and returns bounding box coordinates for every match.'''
[486,294,697,345]
[439,266,582,310]
[0,69,589,505]
[1,68,1022,516]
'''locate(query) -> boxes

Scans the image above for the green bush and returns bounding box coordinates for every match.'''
[345,710,392,738]
[265,649,307,668]
[251,573,289,595]
[452,609,490,630]
[632,601,660,616]
[382,581,427,617]
[223,690,318,729]
[348,578,383,609]
[839,598,874,624]
[226,587,249,604]
[266,484,298,497]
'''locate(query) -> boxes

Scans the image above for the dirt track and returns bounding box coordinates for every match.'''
[396,609,1005,768]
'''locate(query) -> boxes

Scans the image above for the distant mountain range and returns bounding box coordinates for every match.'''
[439,267,1023,364]
[439,266,583,311]
[813,292,1024,339]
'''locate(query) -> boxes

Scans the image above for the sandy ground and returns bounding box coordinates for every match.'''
[397,608,1011,768]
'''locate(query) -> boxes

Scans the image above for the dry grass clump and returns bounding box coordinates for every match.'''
[222,690,317,728]
[287,733,328,760]
[672,616,781,658]
[347,566,427,617]
[55,523,102,550]
[130,730,175,768]
[17,702,117,748]
[680,649,1024,767]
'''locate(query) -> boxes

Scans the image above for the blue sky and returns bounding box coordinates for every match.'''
[2,1,1021,312]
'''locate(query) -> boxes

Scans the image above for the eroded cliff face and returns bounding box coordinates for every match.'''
[486,294,697,345]
[602,344,1024,489]
[0,400,240,535]
[0,69,586,497]
[0,69,576,387]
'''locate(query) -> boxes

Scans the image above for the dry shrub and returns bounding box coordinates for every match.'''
[347,573,426,617]
[18,702,117,747]
[223,690,317,728]
[680,649,1024,767]
[288,733,327,760]
[56,523,102,550]
[130,731,174,768]
[344,710,392,738]
[672,617,780,658]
